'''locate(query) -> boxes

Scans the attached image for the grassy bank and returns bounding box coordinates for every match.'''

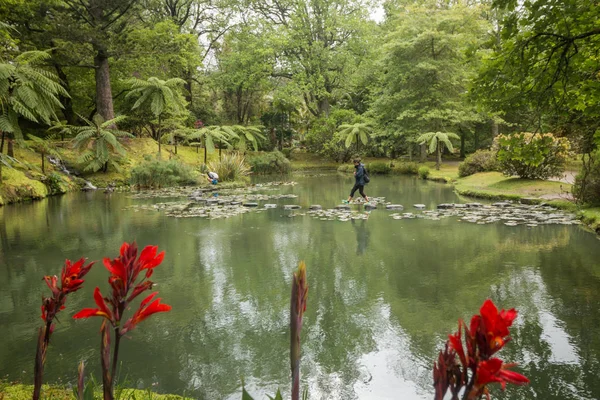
[0,383,186,400]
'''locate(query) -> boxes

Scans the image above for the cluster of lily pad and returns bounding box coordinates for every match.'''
[387,201,579,227]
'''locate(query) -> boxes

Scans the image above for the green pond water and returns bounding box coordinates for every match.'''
[1,174,600,399]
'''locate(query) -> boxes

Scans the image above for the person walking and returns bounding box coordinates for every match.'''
[346,158,369,203]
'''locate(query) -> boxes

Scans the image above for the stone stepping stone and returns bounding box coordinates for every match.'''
[364,203,377,210]
[205,199,219,205]
[230,201,241,205]
[466,203,483,208]
[413,204,426,209]
[437,203,454,209]
[454,204,467,209]
[309,205,322,210]
[264,204,277,209]
[493,202,512,208]
[336,205,351,210]
[284,204,301,210]
[243,202,259,207]
[386,204,404,210]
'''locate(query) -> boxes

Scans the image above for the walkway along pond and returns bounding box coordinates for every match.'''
[1,174,599,399]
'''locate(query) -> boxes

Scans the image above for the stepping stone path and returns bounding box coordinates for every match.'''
[336,204,351,210]
[243,202,258,207]
[386,204,404,210]
[364,203,377,210]
[284,205,301,210]
[264,204,277,209]
[413,204,426,209]
[309,205,323,210]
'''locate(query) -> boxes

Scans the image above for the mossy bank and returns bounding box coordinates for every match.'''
[0,383,186,400]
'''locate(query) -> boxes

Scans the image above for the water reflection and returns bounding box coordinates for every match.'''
[1,175,600,399]
[351,218,371,255]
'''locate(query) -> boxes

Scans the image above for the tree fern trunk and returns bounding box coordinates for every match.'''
[436,144,441,170]
[0,131,5,153]
[157,115,162,155]
[204,145,207,165]
[219,145,222,160]
[7,138,14,158]
[41,152,45,173]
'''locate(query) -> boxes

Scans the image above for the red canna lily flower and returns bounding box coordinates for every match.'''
[448,321,468,369]
[73,287,114,323]
[476,358,529,389]
[61,258,94,294]
[472,299,518,356]
[120,292,171,335]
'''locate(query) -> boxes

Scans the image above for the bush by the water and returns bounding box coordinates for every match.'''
[208,153,250,181]
[130,157,196,188]
[367,161,391,174]
[392,161,419,175]
[458,149,499,177]
[573,153,600,205]
[248,151,291,174]
[495,132,571,179]
[418,166,430,179]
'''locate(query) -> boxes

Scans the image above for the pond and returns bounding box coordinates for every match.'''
[1,174,600,399]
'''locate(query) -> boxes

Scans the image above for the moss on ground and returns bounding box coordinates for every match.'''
[0,167,48,205]
[454,172,571,200]
[578,208,600,233]
[0,384,186,400]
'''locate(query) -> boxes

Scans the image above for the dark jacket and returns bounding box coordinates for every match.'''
[355,163,366,186]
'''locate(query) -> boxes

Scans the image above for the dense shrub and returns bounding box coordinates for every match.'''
[43,172,68,194]
[337,164,354,173]
[495,132,571,179]
[573,153,600,205]
[392,162,419,174]
[367,161,392,174]
[458,149,499,177]
[281,147,293,159]
[418,166,430,179]
[304,109,359,162]
[130,157,196,188]
[208,153,250,182]
[248,151,291,174]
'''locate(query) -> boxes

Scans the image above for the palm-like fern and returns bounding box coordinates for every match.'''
[337,123,373,152]
[0,51,69,156]
[72,114,133,173]
[417,131,460,170]
[182,126,234,164]
[126,77,186,155]
[27,135,62,173]
[230,125,265,152]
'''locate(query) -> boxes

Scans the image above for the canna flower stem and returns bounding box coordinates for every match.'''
[111,328,122,388]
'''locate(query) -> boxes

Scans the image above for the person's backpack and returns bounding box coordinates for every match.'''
[363,164,370,183]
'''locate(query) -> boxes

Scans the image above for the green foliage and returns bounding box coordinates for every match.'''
[392,162,420,175]
[248,151,291,175]
[130,157,196,188]
[458,150,499,177]
[230,125,266,152]
[417,131,460,169]
[0,51,68,137]
[72,115,133,173]
[573,152,600,206]
[366,161,391,174]
[207,153,250,182]
[126,77,186,118]
[418,166,430,180]
[304,110,358,162]
[43,172,68,195]
[337,122,373,151]
[495,132,571,179]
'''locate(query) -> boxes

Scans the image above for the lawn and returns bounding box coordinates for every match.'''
[454,172,572,200]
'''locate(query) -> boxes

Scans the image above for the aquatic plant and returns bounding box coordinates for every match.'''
[34,258,95,400]
[73,242,171,400]
[433,299,529,400]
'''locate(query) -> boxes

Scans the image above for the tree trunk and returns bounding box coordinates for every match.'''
[474,130,480,150]
[204,145,207,164]
[356,136,359,153]
[436,144,441,170]
[492,120,499,138]
[0,131,4,153]
[103,161,108,173]
[54,63,76,124]
[318,97,330,117]
[174,142,177,155]
[7,138,14,158]
[460,130,466,158]
[41,152,45,173]
[93,47,115,121]
[157,115,162,155]
[219,145,222,160]
[420,143,427,162]
[184,69,193,108]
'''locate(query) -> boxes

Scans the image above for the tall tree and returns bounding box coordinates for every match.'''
[372,1,489,156]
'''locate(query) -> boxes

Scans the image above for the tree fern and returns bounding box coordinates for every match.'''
[72,114,133,173]
[337,123,373,152]
[417,132,460,170]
